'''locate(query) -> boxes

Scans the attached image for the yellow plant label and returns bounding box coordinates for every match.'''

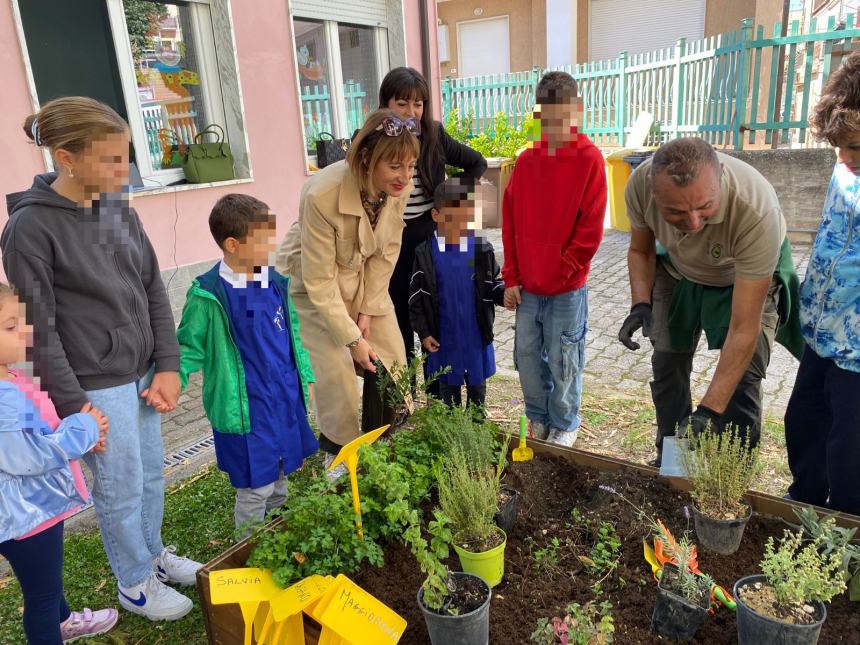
[270,574,332,622]
[307,576,344,623]
[209,567,279,605]
[320,576,406,644]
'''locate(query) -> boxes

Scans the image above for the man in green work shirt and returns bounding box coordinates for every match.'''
[617,137,796,466]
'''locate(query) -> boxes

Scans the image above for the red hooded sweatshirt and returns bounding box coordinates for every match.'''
[501,133,607,295]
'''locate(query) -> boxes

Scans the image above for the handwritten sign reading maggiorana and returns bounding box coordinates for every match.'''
[320,577,406,643]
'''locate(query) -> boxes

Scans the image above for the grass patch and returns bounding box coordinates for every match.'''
[0,467,235,645]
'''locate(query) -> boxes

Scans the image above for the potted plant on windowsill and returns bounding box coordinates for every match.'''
[648,520,713,642]
[405,509,492,645]
[679,428,761,555]
[437,442,508,588]
[734,528,847,644]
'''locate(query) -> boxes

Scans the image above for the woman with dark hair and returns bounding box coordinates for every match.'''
[378,67,487,380]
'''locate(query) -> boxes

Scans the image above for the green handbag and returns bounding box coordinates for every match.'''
[182,124,235,183]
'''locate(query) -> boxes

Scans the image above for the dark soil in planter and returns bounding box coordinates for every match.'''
[350,454,860,644]
[421,573,488,616]
[458,528,505,552]
[738,581,820,625]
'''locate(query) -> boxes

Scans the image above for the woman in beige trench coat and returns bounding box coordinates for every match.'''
[276,109,419,464]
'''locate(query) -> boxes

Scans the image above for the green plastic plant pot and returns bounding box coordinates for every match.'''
[453,527,507,588]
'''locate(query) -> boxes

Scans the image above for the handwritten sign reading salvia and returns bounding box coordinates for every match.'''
[209,567,280,605]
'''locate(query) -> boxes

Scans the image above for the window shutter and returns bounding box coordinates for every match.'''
[290,0,388,28]
[589,0,705,62]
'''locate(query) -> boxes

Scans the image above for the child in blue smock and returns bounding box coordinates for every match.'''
[178,194,317,536]
[409,177,504,415]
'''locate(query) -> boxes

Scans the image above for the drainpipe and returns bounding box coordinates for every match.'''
[419,0,433,100]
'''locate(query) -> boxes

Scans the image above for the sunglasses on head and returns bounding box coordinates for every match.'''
[376,116,421,137]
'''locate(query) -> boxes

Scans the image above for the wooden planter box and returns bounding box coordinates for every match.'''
[196,439,860,644]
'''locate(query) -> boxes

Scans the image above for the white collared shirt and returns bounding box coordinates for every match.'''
[219,260,270,289]
[435,232,470,253]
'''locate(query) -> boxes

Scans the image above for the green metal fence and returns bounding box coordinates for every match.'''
[441,15,859,149]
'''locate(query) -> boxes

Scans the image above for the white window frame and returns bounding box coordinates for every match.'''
[12,0,243,190]
[106,0,229,187]
[289,14,390,173]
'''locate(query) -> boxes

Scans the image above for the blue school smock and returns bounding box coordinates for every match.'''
[215,265,317,489]
[427,235,496,387]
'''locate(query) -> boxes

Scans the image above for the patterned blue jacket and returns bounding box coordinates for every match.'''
[799,162,860,372]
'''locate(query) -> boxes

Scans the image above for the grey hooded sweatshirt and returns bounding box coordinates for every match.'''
[2,173,179,417]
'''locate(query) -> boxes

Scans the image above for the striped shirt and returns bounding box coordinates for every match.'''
[403,169,434,220]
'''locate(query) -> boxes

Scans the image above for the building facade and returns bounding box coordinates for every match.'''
[1,0,440,305]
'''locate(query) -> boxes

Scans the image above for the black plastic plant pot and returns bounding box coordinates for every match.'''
[734,575,827,645]
[651,564,709,642]
[494,485,520,536]
[693,502,752,555]
[417,572,492,645]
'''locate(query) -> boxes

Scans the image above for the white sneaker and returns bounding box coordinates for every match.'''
[323,452,348,482]
[548,427,578,447]
[153,546,202,586]
[118,572,192,621]
[528,420,550,441]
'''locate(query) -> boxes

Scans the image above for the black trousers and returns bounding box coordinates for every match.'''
[439,381,487,414]
[648,261,778,454]
[318,369,396,456]
[0,521,71,644]
[651,351,763,451]
[785,347,860,515]
[389,212,440,397]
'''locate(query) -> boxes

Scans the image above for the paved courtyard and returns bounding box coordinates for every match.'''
[486,228,811,418]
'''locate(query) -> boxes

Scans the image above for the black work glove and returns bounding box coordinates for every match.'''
[618,303,653,350]
[678,405,722,439]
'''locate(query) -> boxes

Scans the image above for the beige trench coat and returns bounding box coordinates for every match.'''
[276,161,409,446]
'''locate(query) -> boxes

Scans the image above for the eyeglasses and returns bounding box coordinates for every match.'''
[376,116,421,137]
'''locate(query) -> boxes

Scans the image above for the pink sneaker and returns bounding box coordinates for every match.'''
[60,608,119,643]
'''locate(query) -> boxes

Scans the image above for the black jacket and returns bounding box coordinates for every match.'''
[3,173,180,417]
[424,123,487,197]
[409,236,505,346]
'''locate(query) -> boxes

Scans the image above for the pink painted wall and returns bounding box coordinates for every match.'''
[0,0,436,274]
[402,0,443,120]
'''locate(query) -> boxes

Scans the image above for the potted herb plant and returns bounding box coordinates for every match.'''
[680,428,761,554]
[734,528,847,644]
[405,509,492,645]
[649,520,712,642]
[793,506,860,602]
[437,443,507,587]
[494,484,520,536]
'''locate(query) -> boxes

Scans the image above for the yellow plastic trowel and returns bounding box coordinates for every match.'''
[512,415,534,462]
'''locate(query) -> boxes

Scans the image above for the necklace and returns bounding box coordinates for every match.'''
[361,190,387,209]
[361,190,387,228]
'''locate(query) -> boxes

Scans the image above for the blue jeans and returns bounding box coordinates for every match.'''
[0,521,70,644]
[82,367,165,588]
[514,288,587,432]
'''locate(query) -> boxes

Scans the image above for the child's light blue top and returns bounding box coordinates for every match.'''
[0,380,98,542]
